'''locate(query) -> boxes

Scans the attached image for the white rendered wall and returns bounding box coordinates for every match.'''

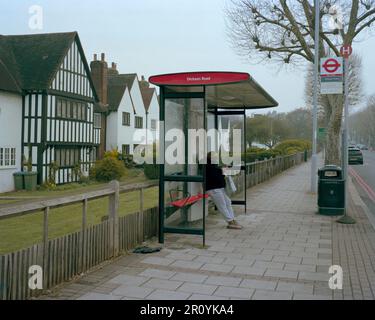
[115,88,137,154]
[0,92,22,193]
[106,111,118,151]
[146,91,159,144]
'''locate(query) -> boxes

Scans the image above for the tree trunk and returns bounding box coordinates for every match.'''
[324,94,344,166]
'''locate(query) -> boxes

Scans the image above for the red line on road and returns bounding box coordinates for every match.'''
[352,169,375,199]
[349,167,375,203]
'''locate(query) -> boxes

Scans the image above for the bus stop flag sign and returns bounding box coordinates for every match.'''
[320,57,344,95]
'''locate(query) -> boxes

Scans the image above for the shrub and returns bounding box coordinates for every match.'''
[104,148,120,159]
[90,157,126,182]
[274,139,312,155]
[285,147,301,155]
[275,140,311,155]
[72,161,86,183]
[243,148,280,163]
[119,153,135,169]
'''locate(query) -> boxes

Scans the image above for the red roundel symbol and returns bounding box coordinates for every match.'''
[340,45,353,58]
[322,58,341,73]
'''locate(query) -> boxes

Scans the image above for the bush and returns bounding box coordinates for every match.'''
[243,148,280,163]
[90,157,126,182]
[104,149,120,159]
[121,154,135,169]
[285,147,301,155]
[274,139,312,155]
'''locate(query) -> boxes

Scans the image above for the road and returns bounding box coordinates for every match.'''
[350,150,375,215]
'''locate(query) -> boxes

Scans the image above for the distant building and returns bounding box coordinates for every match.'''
[139,76,159,145]
[0,32,100,192]
[90,55,159,156]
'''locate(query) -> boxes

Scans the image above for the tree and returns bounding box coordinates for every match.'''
[245,113,290,148]
[226,0,375,165]
[350,95,375,148]
[284,107,313,140]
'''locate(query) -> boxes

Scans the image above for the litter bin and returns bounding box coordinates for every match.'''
[318,165,345,216]
[24,172,38,191]
[13,172,25,190]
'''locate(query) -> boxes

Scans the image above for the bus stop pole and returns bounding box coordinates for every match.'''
[311,0,320,193]
[343,58,349,212]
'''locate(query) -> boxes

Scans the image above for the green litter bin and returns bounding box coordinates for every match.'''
[318,165,345,216]
[13,172,25,190]
[24,172,38,191]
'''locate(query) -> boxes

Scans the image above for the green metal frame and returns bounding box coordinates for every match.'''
[158,87,248,245]
[159,89,206,244]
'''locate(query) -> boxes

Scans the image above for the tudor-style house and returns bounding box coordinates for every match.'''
[90,55,159,156]
[0,32,100,192]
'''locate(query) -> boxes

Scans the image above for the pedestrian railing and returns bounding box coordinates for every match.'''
[245,151,308,188]
[0,151,310,300]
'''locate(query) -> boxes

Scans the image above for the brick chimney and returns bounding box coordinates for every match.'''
[108,62,119,76]
[139,75,150,89]
[90,53,108,104]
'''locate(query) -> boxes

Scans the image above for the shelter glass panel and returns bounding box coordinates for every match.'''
[164,98,205,178]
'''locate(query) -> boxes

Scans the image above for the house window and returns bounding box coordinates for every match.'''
[94,113,102,128]
[0,147,16,168]
[72,101,87,121]
[122,144,130,155]
[151,119,157,130]
[55,148,80,168]
[56,98,87,121]
[135,116,143,129]
[122,112,130,126]
[62,100,68,118]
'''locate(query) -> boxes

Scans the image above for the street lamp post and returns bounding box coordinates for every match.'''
[337,53,356,224]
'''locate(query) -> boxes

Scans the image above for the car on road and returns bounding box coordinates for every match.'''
[349,147,364,165]
[356,144,369,150]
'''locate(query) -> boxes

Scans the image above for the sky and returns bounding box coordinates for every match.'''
[1,0,374,114]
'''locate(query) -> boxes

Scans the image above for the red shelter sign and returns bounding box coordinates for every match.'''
[149,71,250,86]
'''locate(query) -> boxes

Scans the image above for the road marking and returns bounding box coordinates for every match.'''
[349,168,375,203]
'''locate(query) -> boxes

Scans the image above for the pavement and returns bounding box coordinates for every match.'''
[37,158,375,300]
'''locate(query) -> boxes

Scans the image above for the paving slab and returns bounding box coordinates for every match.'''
[77,292,122,300]
[214,286,254,299]
[146,289,191,300]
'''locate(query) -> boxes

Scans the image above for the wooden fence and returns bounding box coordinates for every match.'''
[0,151,309,300]
[0,181,158,300]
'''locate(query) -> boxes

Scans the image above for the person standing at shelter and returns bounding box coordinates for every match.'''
[205,152,242,230]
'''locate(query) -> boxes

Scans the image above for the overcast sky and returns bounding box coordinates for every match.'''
[1,0,374,114]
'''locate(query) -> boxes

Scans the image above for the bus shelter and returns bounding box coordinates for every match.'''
[149,72,278,245]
